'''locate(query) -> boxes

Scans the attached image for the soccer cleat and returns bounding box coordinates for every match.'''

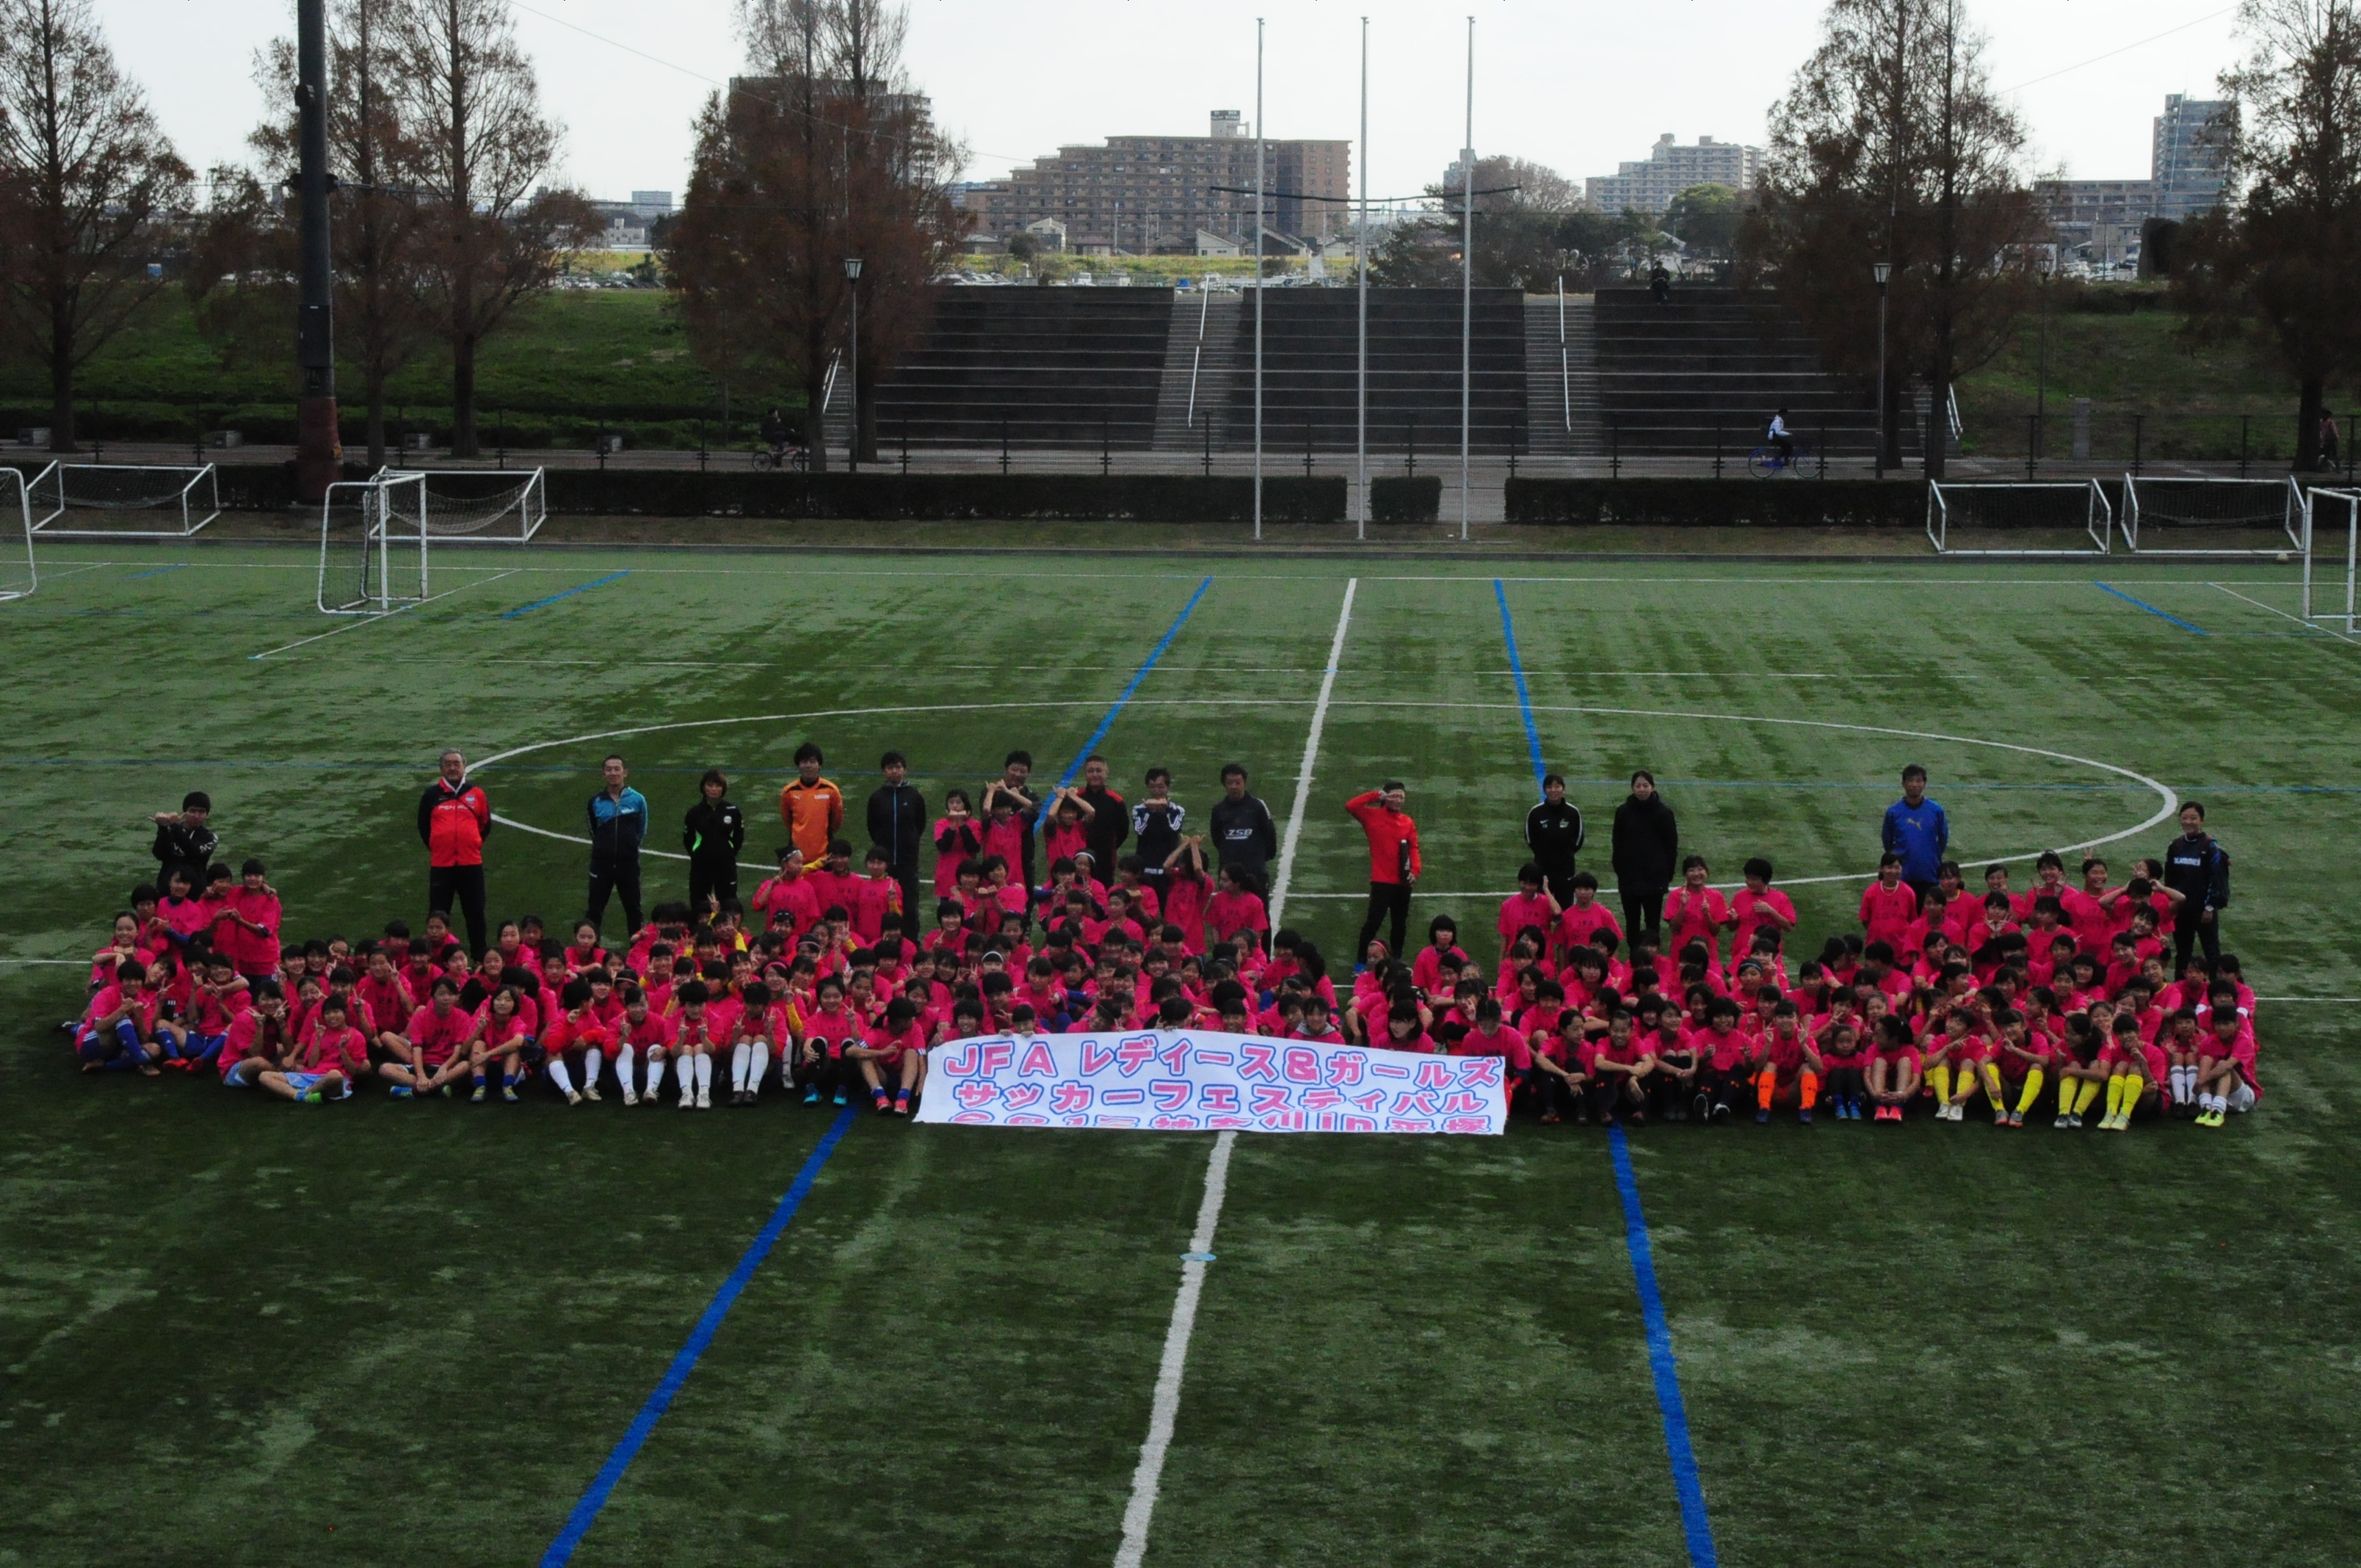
[803,1085,821,1105]
[584,1086,602,1103]
[832,1089,849,1106]
[681,1091,694,1110]
[1691,1092,1711,1124]
[502,1084,520,1104]
[1755,1107,1771,1125]
[300,1090,323,1103]
[696,1088,711,1110]
[565,1090,583,1107]
[893,1092,912,1117]
[1796,1106,1813,1125]
[440,1083,457,1099]
[2068,1113,2083,1130]
[2111,1113,2133,1132]
[1539,1111,1562,1125]
[2053,1113,2072,1128]
[1711,1101,1733,1125]
[469,1084,487,1104]
[623,1089,639,1107]
[390,1085,413,1100]
[2006,1109,2023,1128]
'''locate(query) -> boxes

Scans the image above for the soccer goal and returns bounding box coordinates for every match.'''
[26,461,220,538]
[318,471,429,614]
[1926,479,2111,556]
[0,465,34,603]
[2302,487,2360,634]
[2118,473,2302,556]
[380,468,546,547]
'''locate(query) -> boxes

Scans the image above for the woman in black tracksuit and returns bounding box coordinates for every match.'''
[682,769,746,913]
[1611,769,1679,947]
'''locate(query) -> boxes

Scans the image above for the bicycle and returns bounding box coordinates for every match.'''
[1747,443,1809,478]
[752,442,809,473]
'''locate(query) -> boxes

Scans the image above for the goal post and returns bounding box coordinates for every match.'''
[2119,474,2302,555]
[1926,479,2111,556]
[26,461,220,539]
[381,468,545,547]
[2302,487,2360,634]
[0,465,34,603]
[318,471,429,614]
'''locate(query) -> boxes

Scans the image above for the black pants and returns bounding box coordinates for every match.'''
[1539,863,1579,912]
[2173,914,2222,975]
[587,857,642,937]
[428,863,488,958]
[687,856,737,915]
[893,868,921,940]
[1824,1064,1867,1105]
[1620,883,1665,948]
[1356,879,1412,959]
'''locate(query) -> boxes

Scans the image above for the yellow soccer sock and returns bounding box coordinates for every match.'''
[1980,1061,2007,1110]
[2014,1067,2046,1114]
[1928,1063,1951,1103]
[2073,1078,2103,1116]
[2103,1076,2126,1120]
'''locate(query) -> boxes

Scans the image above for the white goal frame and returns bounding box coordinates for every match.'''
[2302,487,2360,634]
[2118,473,2303,556]
[0,466,33,602]
[1927,479,2111,556]
[26,461,220,539]
[380,467,545,546]
[318,471,429,614]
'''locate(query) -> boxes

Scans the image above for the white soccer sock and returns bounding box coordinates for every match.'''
[582,1048,603,1090]
[548,1057,575,1095]
[645,1055,665,1096]
[747,1042,769,1095]
[694,1053,713,1094]
[730,1041,751,1092]
[617,1044,636,1091]
[2172,1066,2192,1101]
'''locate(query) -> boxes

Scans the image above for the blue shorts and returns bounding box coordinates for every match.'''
[283,1071,351,1100]
[222,1060,260,1089]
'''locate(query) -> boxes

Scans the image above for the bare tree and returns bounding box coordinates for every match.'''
[0,0,191,451]
[388,0,587,457]
[2178,0,2358,469]
[1745,0,2042,474]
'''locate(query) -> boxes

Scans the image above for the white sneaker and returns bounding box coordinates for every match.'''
[623,1089,639,1107]
[565,1090,583,1106]
[584,1085,603,1103]
[2052,1113,2070,1128]
[680,1091,694,1109]
[696,1087,711,1109]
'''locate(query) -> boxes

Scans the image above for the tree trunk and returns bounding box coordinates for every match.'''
[1882,368,1904,471]
[48,297,76,452]
[857,377,877,464]
[451,330,478,457]
[2298,375,2324,472]
[1925,321,1952,480]
[366,366,389,471]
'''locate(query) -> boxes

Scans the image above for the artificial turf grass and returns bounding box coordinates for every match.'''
[6,546,2361,1566]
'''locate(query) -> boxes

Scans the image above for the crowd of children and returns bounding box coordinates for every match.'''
[72,776,2262,1132]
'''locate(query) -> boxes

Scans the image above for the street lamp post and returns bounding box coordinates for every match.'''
[844,256,863,473]
[1873,261,1892,479]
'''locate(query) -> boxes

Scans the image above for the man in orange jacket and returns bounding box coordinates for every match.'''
[1346,781,1421,960]
[778,741,844,865]
[418,749,491,957]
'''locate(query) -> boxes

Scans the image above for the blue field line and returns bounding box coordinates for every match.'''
[501,571,631,620]
[540,1105,856,1567]
[1053,575,1214,786]
[2095,582,2207,635]
[1493,580,1548,794]
[125,563,188,581]
[1609,1128,1720,1568]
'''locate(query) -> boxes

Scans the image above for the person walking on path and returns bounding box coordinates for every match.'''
[1347,782,1421,959]
[866,750,928,939]
[418,749,491,957]
[587,755,650,937]
[1611,770,1678,946]
[2161,801,2232,972]
[682,769,745,916]
[1882,764,1949,903]
[1523,773,1586,908]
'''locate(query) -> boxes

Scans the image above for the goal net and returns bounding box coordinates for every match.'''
[1926,479,2111,556]
[2302,487,2360,634]
[2119,474,2302,555]
[0,466,33,602]
[26,462,220,538]
[380,468,546,546]
[318,471,429,614]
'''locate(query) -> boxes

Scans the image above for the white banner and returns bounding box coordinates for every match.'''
[915,1030,1508,1135]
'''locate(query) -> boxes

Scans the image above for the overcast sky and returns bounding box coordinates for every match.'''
[112,0,2243,205]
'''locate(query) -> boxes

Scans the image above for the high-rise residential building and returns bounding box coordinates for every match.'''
[2153,93,2235,219]
[1583,134,1761,217]
[970,111,1351,252]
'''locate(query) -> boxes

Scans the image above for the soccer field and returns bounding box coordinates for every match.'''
[4,541,2357,1568]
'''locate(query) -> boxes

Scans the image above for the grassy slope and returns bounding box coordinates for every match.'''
[1,551,2357,1565]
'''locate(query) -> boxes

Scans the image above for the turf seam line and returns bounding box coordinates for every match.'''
[1267,577,1357,926]
[2207,579,2361,642]
[2095,581,2207,634]
[1053,575,1214,788]
[540,1104,856,1567]
[247,568,522,658]
[1111,1128,1238,1568]
[1609,1126,1721,1568]
[1494,578,1548,794]
[501,570,631,620]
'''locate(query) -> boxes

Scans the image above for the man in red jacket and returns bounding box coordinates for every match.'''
[1347,781,1421,959]
[418,749,492,957]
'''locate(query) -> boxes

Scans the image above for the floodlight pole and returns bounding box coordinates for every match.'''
[1460,15,1473,542]
[1874,261,1891,479]
[844,256,863,473]
[1254,17,1265,543]
[294,0,341,504]
[1356,15,1368,541]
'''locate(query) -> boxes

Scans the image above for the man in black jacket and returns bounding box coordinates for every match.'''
[150,791,219,890]
[2161,801,2232,970]
[1076,754,1129,875]
[1208,764,1277,891]
[866,750,928,938]
[1523,773,1585,907]
[682,769,746,915]
[1611,770,1679,945]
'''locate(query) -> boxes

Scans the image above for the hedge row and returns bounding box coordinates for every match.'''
[543,470,1349,522]
[1504,477,1928,527]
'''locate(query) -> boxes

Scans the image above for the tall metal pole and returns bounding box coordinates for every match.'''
[1459,15,1474,541]
[1875,264,1890,479]
[1254,18,1265,543]
[1356,15,1369,540]
[847,275,860,473]
[294,0,340,504]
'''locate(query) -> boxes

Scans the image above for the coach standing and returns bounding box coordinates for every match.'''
[682,769,745,915]
[866,750,927,939]
[1523,772,1586,907]
[418,749,491,957]
[1209,763,1278,892]
[2161,801,2231,970]
[586,755,650,937]
[1611,770,1678,945]
[1346,782,1421,959]
[1882,763,1949,903]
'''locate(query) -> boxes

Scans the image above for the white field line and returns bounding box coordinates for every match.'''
[247,569,521,660]
[1267,578,1357,928]
[2207,580,2361,644]
[1111,1128,1237,1568]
